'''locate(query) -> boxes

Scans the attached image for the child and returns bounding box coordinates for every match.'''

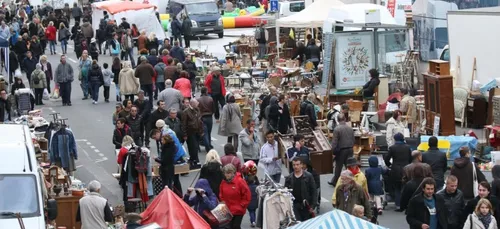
[352,204,369,221]
[102,63,113,103]
[365,155,385,215]
[244,161,259,228]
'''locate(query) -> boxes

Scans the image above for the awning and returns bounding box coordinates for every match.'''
[288,209,388,229]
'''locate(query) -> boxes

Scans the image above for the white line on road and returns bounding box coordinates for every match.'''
[94,149,100,153]
[86,142,92,145]
[90,145,95,149]
[98,153,104,157]
[211,137,217,141]
[321,197,330,203]
[76,165,83,168]
[95,157,108,163]
[76,143,90,158]
[67,57,77,63]
[76,139,88,142]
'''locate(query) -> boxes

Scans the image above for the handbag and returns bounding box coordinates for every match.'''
[203,209,219,226]
[472,162,479,197]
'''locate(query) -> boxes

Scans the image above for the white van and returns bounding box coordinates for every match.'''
[279,0,305,17]
[0,124,54,229]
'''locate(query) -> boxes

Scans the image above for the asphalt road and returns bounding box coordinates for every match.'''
[23,28,410,228]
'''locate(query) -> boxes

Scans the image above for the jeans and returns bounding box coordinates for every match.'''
[49,40,56,54]
[34,88,43,105]
[186,134,200,163]
[394,182,402,208]
[60,39,67,54]
[190,78,196,96]
[248,209,256,223]
[270,173,281,184]
[154,82,165,100]
[258,43,266,59]
[201,115,213,152]
[90,82,100,101]
[103,85,110,101]
[331,148,353,184]
[211,94,225,120]
[80,79,89,98]
[140,84,153,107]
[59,81,72,105]
[115,84,121,98]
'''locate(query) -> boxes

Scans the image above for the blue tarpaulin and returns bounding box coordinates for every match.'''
[420,135,478,160]
[287,209,388,229]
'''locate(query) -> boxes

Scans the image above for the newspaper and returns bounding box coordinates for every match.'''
[211,204,232,224]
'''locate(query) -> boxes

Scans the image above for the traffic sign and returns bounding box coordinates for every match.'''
[270,0,279,12]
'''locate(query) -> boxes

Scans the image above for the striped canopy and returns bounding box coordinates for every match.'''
[288,209,388,229]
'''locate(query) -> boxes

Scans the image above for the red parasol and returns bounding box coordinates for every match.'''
[140,187,211,229]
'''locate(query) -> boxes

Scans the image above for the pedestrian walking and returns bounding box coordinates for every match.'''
[102,63,112,103]
[333,170,372,219]
[218,95,243,149]
[239,119,260,165]
[39,55,53,94]
[197,87,214,152]
[384,132,412,211]
[54,55,73,106]
[329,113,355,186]
[464,181,500,225]
[30,63,46,105]
[76,180,114,229]
[463,198,498,229]
[402,150,433,185]
[78,51,92,100]
[204,67,226,121]
[365,155,386,215]
[181,14,192,48]
[406,177,448,229]
[71,3,82,23]
[112,57,122,101]
[422,136,448,191]
[259,131,281,183]
[436,175,465,229]
[219,164,251,229]
[450,146,487,202]
[88,60,104,104]
[46,21,56,54]
[181,98,203,168]
[119,61,139,102]
[284,157,317,221]
[135,56,155,107]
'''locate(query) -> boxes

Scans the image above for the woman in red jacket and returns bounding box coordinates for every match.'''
[219,164,251,229]
[46,21,57,55]
[173,70,192,99]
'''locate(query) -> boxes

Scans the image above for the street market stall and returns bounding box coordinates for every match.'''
[287,209,388,229]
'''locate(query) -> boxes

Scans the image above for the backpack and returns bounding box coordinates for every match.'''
[32,71,40,84]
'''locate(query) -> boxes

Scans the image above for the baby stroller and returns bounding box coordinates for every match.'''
[382,170,394,209]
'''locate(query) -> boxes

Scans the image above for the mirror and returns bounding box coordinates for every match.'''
[46,199,58,220]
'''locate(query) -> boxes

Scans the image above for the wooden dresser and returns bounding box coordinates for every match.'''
[53,194,82,229]
[423,72,455,136]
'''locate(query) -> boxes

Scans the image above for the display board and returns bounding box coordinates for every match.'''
[321,32,335,86]
[334,31,375,89]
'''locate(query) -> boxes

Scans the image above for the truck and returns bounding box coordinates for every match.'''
[446,8,500,88]
[0,124,57,229]
[168,0,224,38]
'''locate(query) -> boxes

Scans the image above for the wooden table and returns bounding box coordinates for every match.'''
[329,93,363,104]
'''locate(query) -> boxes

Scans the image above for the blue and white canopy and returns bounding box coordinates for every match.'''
[288,209,389,229]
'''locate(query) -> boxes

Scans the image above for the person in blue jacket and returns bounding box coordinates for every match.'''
[365,155,387,215]
[183,178,218,227]
[286,134,310,173]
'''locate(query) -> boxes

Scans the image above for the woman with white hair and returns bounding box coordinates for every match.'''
[30,63,46,105]
[146,32,158,54]
[39,55,53,93]
[200,149,224,198]
[118,61,139,102]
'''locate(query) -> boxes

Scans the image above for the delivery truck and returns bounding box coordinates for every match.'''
[446,7,500,88]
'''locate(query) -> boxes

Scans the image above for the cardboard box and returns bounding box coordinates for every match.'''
[174,163,190,175]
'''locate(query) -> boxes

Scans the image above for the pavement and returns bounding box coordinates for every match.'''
[18,28,413,229]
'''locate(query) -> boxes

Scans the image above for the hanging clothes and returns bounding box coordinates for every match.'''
[50,127,77,172]
[256,186,296,229]
[126,146,153,202]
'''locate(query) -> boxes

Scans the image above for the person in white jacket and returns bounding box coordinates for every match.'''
[463,198,498,229]
[386,110,405,147]
[259,130,281,183]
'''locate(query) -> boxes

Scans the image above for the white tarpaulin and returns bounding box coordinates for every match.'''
[91,1,165,40]
[276,0,345,28]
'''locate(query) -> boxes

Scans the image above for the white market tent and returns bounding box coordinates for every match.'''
[323,3,399,30]
[276,0,345,28]
[91,1,166,40]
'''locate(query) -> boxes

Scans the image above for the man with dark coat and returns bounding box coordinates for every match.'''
[134,56,155,108]
[284,157,317,221]
[403,150,433,185]
[134,91,151,148]
[169,41,185,62]
[171,18,182,46]
[384,132,412,211]
[300,93,317,129]
[181,14,192,48]
[181,99,203,168]
[328,113,354,186]
[406,178,448,229]
[0,89,11,122]
[436,175,465,229]
[126,106,143,146]
[71,3,82,23]
[23,51,38,83]
[119,17,130,30]
[422,136,448,191]
[450,146,486,202]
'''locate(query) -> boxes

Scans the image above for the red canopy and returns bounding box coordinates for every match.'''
[140,188,211,229]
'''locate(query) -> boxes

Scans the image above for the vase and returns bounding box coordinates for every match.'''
[53,185,62,197]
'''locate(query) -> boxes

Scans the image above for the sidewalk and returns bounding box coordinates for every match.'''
[224,28,255,37]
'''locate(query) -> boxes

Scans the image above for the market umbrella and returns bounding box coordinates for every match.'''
[140,187,210,229]
[287,209,388,229]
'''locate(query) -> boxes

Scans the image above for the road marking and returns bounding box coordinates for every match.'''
[211,137,217,141]
[67,57,77,63]
[321,197,330,203]
[98,153,104,157]
[76,143,91,158]
[90,145,95,149]
[76,165,83,168]
[95,158,107,163]
[76,139,88,142]
[94,149,100,153]
[86,142,92,145]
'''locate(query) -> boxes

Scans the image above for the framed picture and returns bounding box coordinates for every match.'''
[334,31,375,89]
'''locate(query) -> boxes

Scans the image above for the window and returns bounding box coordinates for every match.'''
[440,49,450,61]
[384,32,407,53]
[434,27,448,50]
[186,3,219,15]
[0,175,40,218]
[289,2,305,12]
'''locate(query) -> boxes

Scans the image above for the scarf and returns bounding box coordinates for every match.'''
[477,212,492,229]
[348,166,360,175]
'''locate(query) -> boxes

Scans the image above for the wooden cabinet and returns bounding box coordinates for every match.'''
[467,97,488,128]
[428,60,450,76]
[423,73,455,136]
[54,195,82,229]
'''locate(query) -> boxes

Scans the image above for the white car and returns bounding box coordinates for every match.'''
[279,0,305,17]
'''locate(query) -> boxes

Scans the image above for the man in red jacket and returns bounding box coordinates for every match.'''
[204,66,226,122]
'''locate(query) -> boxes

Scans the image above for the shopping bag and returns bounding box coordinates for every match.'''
[51,84,60,99]
[210,203,232,225]
[42,88,50,100]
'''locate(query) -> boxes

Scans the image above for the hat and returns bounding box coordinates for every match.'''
[346,157,359,167]
[156,119,165,128]
[121,17,126,20]
[91,38,96,43]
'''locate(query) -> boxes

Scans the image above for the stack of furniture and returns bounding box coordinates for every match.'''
[423,60,455,136]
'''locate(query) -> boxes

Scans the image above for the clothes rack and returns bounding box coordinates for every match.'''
[256,173,298,229]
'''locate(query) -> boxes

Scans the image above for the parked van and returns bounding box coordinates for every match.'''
[0,124,56,229]
[168,0,224,38]
[279,0,305,17]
